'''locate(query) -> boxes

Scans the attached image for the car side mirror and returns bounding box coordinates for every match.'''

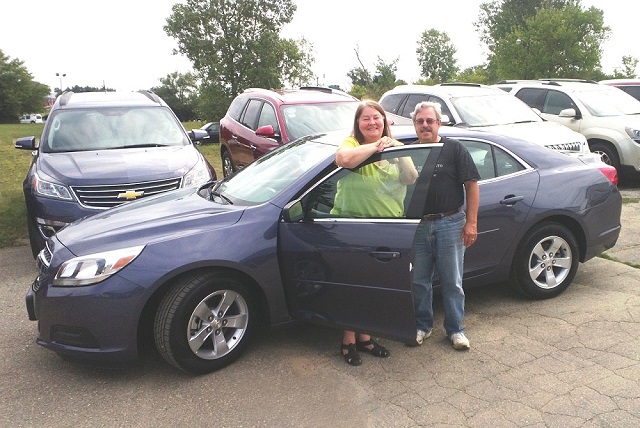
[15,136,37,150]
[282,200,304,223]
[188,129,208,143]
[440,114,452,125]
[559,108,578,118]
[255,125,277,139]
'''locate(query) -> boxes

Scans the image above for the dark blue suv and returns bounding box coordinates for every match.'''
[15,90,216,257]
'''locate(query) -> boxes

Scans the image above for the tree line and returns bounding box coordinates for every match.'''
[1,0,637,123]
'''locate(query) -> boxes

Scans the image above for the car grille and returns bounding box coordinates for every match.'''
[71,177,182,209]
[547,141,584,152]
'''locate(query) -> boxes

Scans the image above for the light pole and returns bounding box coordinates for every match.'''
[56,72,66,93]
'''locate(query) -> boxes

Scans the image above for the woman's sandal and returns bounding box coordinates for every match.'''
[341,343,362,366]
[356,339,390,358]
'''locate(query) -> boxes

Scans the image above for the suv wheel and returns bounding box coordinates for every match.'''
[590,141,620,172]
[222,150,235,177]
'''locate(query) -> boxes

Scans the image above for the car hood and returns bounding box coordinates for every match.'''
[55,187,244,255]
[479,121,587,151]
[37,145,200,185]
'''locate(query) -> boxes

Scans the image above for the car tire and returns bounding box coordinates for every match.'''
[510,222,579,299]
[221,150,235,177]
[154,272,257,374]
[590,141,620,173]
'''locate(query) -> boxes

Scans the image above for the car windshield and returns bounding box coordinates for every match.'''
[281,102,359,140]
[43,107,188,153]
[215,136,337,205]
[575,88,640,116]
[452,94,542,127]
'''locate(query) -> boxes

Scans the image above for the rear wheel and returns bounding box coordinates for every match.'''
[154,273,257,374]
[511,223,579,299]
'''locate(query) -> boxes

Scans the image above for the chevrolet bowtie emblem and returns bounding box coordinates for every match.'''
[117,190,144,200]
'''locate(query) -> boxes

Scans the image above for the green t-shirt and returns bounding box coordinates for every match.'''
[331,136,407,218]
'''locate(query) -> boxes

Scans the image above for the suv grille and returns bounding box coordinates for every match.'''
[71,177,182,209]
[547,141,584,152]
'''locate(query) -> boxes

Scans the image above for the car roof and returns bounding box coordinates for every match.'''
[599,79,640,86]
[382,83,506,98]
[239,86,359,105]
[52,90,166,110]
[494,79,614,93]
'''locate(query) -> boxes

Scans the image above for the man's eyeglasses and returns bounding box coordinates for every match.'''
[414,118,439,125]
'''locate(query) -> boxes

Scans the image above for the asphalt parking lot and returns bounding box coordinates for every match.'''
[1,181,638,427]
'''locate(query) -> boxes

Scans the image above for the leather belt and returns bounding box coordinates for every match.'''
[422,209,459,221]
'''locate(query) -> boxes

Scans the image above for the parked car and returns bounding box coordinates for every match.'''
[494,79,640,175]
[25,125,621,374]
[20,114,43,124]
[599,78,640,102]
[219,86,360,177]
[198,121,220,144]
[379,83,590,155]
[15,90,216,258]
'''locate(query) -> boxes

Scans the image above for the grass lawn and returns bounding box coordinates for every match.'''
[0,122,222,249]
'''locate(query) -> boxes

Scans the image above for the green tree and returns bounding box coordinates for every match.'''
[612,56,638,78]
[0,50,51,123]
[347,48,404,100]
[164,0,314,118]
[476,0,609,80]
[416,29,459,83]
[151,71,199,121]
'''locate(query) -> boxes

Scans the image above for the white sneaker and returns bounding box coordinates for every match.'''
[450,332,470,350]
[415,329,432,346]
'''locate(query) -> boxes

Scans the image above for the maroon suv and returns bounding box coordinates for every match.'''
[219,86,359,176]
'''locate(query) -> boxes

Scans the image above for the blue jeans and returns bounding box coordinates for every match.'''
[412,211,466,336]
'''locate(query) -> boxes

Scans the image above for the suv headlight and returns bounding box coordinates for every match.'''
[182,157,212,188]
[626,126,640,144]
[33,174,73,200]
[53,245,145,286]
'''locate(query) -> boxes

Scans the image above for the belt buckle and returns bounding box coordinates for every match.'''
[423,213,443,221]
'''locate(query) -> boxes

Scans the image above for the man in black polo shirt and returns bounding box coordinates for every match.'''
[410,101,480,350]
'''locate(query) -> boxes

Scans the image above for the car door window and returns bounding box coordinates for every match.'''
[300,146,433,220]
[515,88,546,111]
[380,94,407,115]
[543,90,575,115]
[241,99,262,129]
[461,139,525,180]
[257,102,279,133]
[399,94,429,118]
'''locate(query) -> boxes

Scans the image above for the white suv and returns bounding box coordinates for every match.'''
[20,114,43,124]
[379,83,589,155]
[494,79,640,174]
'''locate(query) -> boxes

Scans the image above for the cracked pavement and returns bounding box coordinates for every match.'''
[1,185,638,427]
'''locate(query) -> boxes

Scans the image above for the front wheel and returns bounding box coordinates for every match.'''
[510,223,579,299]
[221,150,235,177]
[154,273,258,374]
[590,141,620,173]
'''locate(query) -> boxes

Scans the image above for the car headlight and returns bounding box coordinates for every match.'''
[626,126,640,144]
[33,174,73,200]
[182,157,212,188]
[53,245,145,287]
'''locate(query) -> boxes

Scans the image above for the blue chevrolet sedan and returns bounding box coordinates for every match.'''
[25,126,621,374]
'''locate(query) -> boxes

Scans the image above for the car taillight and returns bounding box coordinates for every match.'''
[598,165,618,186]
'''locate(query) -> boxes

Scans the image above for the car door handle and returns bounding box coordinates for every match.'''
[369,251,401,261]
[500,195,524,206]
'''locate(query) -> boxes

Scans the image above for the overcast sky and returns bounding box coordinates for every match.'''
[1,0,635,93]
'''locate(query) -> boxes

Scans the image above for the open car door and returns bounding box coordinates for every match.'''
[278,144,440,343]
